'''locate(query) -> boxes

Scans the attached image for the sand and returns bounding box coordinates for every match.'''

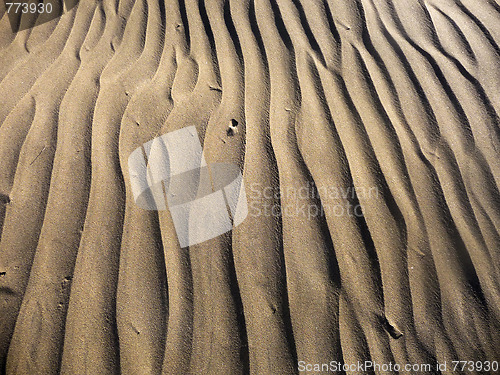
[0,0,499,374]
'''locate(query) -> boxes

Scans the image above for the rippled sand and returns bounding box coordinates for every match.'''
[0,0,499,374]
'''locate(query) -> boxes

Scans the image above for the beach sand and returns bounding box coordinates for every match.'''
[0,0,499,373]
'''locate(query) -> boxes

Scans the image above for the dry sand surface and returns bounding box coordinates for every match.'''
[0,0,500,374]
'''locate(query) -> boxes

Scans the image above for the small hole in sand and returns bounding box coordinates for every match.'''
[381,317,403,339]
[227,119,239,136]
[0,272,6,277]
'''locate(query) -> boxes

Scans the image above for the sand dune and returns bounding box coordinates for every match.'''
[0,0,499,374]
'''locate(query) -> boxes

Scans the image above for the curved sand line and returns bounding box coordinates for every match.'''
[0,0,499,374]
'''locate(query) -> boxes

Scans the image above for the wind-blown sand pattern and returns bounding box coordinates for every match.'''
[0,0,499,374]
